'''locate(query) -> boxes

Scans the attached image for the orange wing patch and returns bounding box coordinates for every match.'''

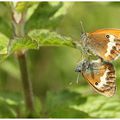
[75,60,116,97]
[82,61,116,97]
[87,29,120,61]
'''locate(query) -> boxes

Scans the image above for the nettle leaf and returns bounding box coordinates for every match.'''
[45,89,90,118]
[15,2,37,13]
[0,54,8,63]
[8,29,75,55]
[49,2,73,18]
[0,17,12,38]
[8,37,38,54]
[0,3,12,37]
[25,2,63,32]
[0,32,9,54]
[0,91,24,118]
[0,3,11,20]
[28,29,75,47]
[71,95,120,118]
[0,32,9,62]
[0,92,23,106]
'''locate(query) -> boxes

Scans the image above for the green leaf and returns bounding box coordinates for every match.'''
[0,91,23,105]
[0,3,12,37]
[28,29,75,48]
[8,29,75,54]
[30,96,42,117]
[0,32,9,54]
[45,89,90,118]
[71,95,120,118]
[0,54,8,63]
[0,60,20,80]
[0,104,17,118]
[0,91,24,118]
[49,2,73,18]
[15,2,37,13]
[25,2,64,32]
[8,37,38,54]
[0,32,9,62]
[0,17,12,38]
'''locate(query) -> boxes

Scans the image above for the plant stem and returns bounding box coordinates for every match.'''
[17,51,34,111]
[12,6,34,112]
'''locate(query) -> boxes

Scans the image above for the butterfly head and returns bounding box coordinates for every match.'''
[75,60,90,73]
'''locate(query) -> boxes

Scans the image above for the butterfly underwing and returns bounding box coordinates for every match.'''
[81,29,120,61]
[75,59,116,97]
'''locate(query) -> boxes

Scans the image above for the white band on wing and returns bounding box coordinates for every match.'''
[105,35,116,57]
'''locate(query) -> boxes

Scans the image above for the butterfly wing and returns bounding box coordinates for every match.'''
[87,29,120,61]
[82,61,116,97]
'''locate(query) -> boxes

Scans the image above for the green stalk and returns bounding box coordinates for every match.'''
[17,51,34,112]
[12,6,34,112]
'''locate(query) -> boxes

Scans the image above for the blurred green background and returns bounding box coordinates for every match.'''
[0,1,120,118]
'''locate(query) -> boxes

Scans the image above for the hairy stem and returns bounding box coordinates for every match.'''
[12,6,34,112]
[17,51,34,111]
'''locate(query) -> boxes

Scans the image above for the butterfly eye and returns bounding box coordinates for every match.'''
[105,35,110,38]
[75,66,81,72]
[95,82,98,85]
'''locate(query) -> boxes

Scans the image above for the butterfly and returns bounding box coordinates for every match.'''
[75,59,116,97]
[81,28,120,62]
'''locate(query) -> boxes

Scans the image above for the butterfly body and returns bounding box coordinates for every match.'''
[75,59,116,97]
[81,29,120,61]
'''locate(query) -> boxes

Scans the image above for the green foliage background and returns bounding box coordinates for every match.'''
[0,1,120,118]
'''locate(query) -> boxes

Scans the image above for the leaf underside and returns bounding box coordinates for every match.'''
[0,29,76,62]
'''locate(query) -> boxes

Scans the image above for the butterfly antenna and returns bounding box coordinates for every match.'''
[80,21,86,35]
[76,73,80,84]
[80,21,89,60]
